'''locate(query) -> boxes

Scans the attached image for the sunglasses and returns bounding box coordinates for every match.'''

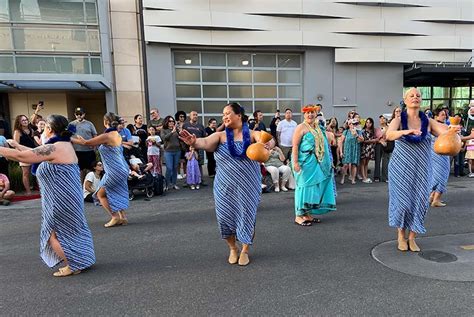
[96,163,103,166]
[179,115,185,118]
[75,113,84,116]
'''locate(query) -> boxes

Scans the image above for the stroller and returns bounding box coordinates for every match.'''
[128,172,155,200]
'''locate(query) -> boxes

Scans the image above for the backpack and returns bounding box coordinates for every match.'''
[153,174,167,196]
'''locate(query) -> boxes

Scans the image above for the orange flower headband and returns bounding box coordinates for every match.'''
[302,104,321,113]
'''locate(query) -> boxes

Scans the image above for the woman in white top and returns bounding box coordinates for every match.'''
[146,126,162,176]
[83,161,103,202]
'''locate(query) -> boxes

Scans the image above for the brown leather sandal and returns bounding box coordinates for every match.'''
[53,266,81,277]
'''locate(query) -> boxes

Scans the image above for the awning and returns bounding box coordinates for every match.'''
[404,62,474,87]
[0,74,111,91]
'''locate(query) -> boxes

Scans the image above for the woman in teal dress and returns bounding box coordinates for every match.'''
[291,105,336,226]
[338,119,364,184]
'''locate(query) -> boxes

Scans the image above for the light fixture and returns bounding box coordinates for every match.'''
[184,59,192,65]
[386,100,393,107]
[343,97,348,101]
[241,60,249,66]
[316,94,323,101]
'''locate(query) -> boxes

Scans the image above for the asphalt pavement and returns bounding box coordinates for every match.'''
[1,176,473,316]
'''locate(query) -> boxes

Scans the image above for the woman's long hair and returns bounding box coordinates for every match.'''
[13,115,28,132]
[162,116,175,130]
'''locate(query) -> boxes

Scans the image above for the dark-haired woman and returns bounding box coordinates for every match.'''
[72,112,129,228]
[127,114,148,160]
[0,115,95,277]
[175,111,187,180]
[180,103,262,266]
[205,118,217,177]
[360,117,377,183]
[160,116,181,190]
[13,115,37,195]
[430,108,450,207]
[386,88,450,252]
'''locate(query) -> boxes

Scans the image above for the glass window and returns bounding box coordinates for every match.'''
[432,99,449,110]
[452,87,470,99]
[12,28,95,52]
[228,53,251,67]
[452,100,469,116]
[420,100,431,111]
[279,86,301,99]
[176,85,201,98]
[404,86,430,99]
[175,69,200,82]
[85,0,98,24]
[432,87,450,99]
[254,101,277,113]
[0,1,8,22]
[201,53,226,66]
[278,55,300,68]
[9,0,87,24]
[0,56,14,73]
[229,85,252,98]
[202,69,226,82]
[203,85,226,98]
[174,52,199,66]
[203,101,227,113]
[90,57,101,74]
[228,70,251,82]
[254,70,276,83]
[15,56,91,74]
[253,54,276,67]
[87,30,100,52]
[279,101,301,113]
[177,100,202,114]
[279,70,300,83]
[0,27,12,50]
[254,86,277,98]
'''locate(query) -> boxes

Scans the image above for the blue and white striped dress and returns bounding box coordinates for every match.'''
[431,135,450,194]
[213,142,261,244]
[95,144,129,212]
[388,134,432,234]
[37,163,95,271]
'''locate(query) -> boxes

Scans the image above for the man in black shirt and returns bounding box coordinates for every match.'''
[183,111,207,184]
[249,110,266,131]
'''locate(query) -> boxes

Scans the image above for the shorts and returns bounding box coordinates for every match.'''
[76,151,97,170]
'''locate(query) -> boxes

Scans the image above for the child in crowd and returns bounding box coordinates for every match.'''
[0,173,15,205]
[129,155,152,180]
[185,146,201,190]
[83,161,103,202]
[466,139,474,177]
[146,126,162,176]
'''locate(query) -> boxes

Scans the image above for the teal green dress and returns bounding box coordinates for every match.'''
[293,130,336,216]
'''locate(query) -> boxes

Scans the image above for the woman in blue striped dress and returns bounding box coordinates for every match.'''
[386,88,451,252]
[430,108,450,207]
[0,115,95,277]
[179,103,262,266]
[72,112,129,228]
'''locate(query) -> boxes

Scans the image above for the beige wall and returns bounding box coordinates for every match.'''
[9,93,68,127]
[109,0,146,123]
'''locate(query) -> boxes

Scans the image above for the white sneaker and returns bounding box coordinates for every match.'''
[190,185,195,190]
[281,186,288,192]
[274,186,280,192]
[469,173,474,178]
[196,185,200,190]
[177,174,184,180]
[173,185,180,190]
[357,174,363,180]
[362,178,372,184]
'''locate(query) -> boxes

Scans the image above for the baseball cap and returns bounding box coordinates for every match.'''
[74,107,85,114]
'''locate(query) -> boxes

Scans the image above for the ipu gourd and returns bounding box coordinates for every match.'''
[246,130,273,162]
[433,117,462,156]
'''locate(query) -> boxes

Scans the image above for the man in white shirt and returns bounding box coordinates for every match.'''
[276,108,297,160]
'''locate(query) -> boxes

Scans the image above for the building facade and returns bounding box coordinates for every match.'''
[143,0,474,125]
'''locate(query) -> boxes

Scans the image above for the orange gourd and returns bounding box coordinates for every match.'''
[246,131,273,162]
[434,117,462,156]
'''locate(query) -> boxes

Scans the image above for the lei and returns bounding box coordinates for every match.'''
[225,122,251,158]
[400,110,428,143]
[304,122,325,162]
[104,127,118,133]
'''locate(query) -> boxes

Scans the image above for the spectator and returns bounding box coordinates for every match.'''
[149,108,164,131]
[374,115,390,182]
[264,138,293,192]
[466,138,474,177]
[29,101,44,132]
[249,110,266,131]
[70,107,98,180]
[146,126,162,176]
[391,106,402,121]
[186,146,201,190]
[175,111,188,180]
[0,131,8,176]
[269,110,281,141]
[129,155,153,177]
[0,111,12,139]
[276,108,297,160]
[0,173,15,205]
[183,111,207,182]
[160,116,181,190]
[13,115,37,195]
[430,108,450,207]
[83,161,103,203]
[33,119,46,145]
[453,114,467,177]
[360,117,377,183]
[338,119,363,185]
[205,118,217,177]
[117,118,137,161]
[127,114,148,160]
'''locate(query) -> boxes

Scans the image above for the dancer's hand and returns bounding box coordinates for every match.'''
[6,139,19,148]
[293,162,301,173]
[179,130,196,146]
[72,135,86,145]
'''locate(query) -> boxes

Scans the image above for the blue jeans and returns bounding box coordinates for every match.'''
[453,150,466,176]
[164,150,180,186]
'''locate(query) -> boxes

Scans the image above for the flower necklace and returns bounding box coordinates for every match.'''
[400,110,428,143]
[304,121,325,162]
[225,122,251,158]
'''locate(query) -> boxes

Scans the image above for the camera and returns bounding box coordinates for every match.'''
[32,101,44,110]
